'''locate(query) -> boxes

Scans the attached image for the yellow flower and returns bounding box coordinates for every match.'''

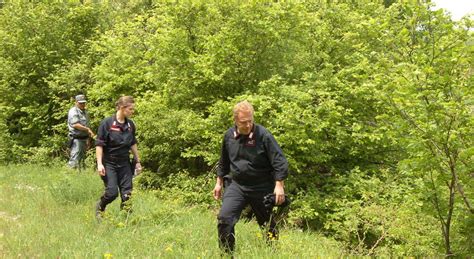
[267,232,276,240]
[104,253,113,259]
[165,246,173,252]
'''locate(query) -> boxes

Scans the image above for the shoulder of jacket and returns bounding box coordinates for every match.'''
[255,124,270,136]
[69,106,79,114]
[128,119,136,130]
[100,116,114,125]
[127,118,136,125]
[223,127,235,138]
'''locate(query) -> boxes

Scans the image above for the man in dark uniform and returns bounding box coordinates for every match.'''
[67,94,94,169]
[212,100,289,254]
[95,96,142,219]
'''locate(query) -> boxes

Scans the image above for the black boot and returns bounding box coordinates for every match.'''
[120,193,133,213]
[218,223,235,255]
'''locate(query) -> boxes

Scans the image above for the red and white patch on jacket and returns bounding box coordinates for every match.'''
[110,125,121,132]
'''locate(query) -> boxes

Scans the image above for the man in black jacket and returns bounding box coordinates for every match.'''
[212,100,289,254]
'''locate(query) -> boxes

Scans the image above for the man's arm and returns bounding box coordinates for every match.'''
[72,123,94,137]
[69,109,95,137]
[213,134,230,200]
[264,133,289,205]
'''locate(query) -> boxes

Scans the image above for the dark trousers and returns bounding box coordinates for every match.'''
[97,160,133,211]
[217,182,277,253]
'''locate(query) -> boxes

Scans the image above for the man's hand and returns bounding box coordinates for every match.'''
[135,162,143,175]
[274,180,285,205]
[213,177,224,200]
[87,128,95,138]
[213,183,223,200]
[97,164,106,176]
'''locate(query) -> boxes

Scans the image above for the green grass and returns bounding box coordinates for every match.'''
[0,164,342,258]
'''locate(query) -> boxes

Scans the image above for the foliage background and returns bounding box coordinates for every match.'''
[0,1,472,256]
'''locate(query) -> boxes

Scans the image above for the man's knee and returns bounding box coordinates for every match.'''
[104,189,119,201]
[217,216,234,227]
[217,216,236,233]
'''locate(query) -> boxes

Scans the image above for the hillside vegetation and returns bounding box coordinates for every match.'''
[0,1,472,256]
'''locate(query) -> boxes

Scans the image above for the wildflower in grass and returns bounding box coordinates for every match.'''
[103,253,113,258]
[256,232,263,239]
[267,231,277,241]
[165,245,173,252]
[116,222,125,228]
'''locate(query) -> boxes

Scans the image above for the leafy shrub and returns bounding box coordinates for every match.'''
[288,168,443,256]
[151,170,216,208]
[134,93,209,175]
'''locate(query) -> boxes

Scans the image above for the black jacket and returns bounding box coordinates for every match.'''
[95,115,137,159]
[217,124,288,187]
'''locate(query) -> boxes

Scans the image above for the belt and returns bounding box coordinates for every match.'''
[104,155,129,163]
[231,174,273,186]
[73,135,89,140]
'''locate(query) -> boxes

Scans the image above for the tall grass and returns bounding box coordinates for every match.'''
[0,165,342,258]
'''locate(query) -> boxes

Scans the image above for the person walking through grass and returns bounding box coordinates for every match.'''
[212,100,289,254]
[67,94,94,169]
[94,96,142,220]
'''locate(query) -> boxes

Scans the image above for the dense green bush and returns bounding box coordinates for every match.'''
[149,170,216,208]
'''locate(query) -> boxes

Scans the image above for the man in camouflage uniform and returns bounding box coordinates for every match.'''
[67,94,94,169]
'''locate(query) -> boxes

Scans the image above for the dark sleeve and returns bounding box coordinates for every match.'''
[216,134,230,177]
[263,133,289,181]
[130,120,138,146]
[95,119,109,147]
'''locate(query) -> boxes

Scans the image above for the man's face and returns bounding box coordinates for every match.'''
[235,110,253,135]
[76,102,86,110]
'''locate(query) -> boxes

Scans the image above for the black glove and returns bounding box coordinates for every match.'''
[263,193,291,210]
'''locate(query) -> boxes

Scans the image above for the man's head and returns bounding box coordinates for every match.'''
[75,94,87,110]
[233,100,254,135]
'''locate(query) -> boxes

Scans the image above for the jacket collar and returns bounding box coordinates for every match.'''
[233,124,255,140]
[112,115,131,131]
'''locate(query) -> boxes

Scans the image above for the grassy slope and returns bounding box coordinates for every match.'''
[0,165,342,258]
